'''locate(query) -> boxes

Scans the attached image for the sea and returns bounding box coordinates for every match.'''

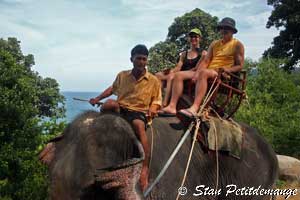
[62,91,100,122]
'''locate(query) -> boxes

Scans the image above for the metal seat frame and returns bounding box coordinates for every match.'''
[180,70,247,119]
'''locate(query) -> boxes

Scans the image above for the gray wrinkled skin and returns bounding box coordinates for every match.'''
[46,111,278,200]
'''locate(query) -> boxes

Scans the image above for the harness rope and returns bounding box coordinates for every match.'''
[175,119,200,200]
[211,119,219,196]
[144,122,195,197]
[144,77,221,198]
[148,124,155,175]
[176,77,220,200]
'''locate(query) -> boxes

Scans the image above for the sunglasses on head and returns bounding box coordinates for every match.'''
[218,26,232,31]
[189,34,200,38]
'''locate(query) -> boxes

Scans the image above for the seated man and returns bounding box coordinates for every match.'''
[89,44,162,191]
[155,28,206,107]
[161,17,244,117]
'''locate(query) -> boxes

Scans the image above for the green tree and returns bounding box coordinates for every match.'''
[0,37,65,200]
[148,41,178,73]
[264,0,300,71]
[236,58,300,157]
[148,8,219,73]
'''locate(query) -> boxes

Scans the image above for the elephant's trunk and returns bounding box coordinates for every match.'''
[95,137,145,200]
[96,161,143,199]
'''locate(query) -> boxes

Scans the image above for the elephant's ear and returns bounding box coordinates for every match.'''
[38,134,63,166]
[38,142,56,166]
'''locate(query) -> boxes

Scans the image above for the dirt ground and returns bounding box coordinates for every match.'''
[275,182,300,200]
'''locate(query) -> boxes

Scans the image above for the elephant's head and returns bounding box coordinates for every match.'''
[43,111,145,200]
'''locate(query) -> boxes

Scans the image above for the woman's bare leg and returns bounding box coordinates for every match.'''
[162,71,195,114]
[162,73,175,107]
[190,69,218,112]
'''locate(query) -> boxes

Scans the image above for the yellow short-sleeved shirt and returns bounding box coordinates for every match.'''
[112,70,162,113]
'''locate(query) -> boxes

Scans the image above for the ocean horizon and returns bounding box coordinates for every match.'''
[62,91,100,122]
[62,91,117,122]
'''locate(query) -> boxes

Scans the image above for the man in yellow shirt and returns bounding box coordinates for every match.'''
[89,44,162,191]
[160,17,244,118]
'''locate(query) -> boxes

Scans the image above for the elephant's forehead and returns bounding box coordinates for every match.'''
[83,118,94,126]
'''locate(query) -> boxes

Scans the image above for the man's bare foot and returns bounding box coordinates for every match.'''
[178,107,198,119]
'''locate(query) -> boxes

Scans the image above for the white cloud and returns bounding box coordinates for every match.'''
[0,0,279,91]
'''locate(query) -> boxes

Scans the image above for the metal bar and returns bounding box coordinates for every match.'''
[73,97,89,102]
[219,82,245,94]
[226,94,245,119]
[143,122,195,197]
[72,97,103,106]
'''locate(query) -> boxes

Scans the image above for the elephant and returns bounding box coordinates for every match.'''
[41,111,278,200]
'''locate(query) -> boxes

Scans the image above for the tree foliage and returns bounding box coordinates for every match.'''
[147,41,178,73]
[235,58,300,157]
[148,8,219,73]
[0,37,65,200]
[264,0,300,71]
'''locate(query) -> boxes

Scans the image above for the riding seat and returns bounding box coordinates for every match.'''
[177,70,247,119]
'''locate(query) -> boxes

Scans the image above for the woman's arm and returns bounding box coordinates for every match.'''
[171,52,185,73]
[191,50,207,71]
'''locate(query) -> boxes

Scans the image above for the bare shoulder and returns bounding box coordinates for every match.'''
[235,40,245,52]
[210,39,219,47]
[204,41,217,60]
[179,50,186,61]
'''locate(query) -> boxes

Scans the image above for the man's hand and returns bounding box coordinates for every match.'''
[147,108,157,118]
[147,105,160,118]
[89,97,100,106]
[191,71,199,83]
[201,50,208,57]
[222,68,230,73]
[220,68,231,79]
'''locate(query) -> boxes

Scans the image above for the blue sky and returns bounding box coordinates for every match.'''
[0,0,278,92]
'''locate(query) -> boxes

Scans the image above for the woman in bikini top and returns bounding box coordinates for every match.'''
[155,28,207,107]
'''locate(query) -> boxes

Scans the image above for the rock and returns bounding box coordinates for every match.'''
[277,155,300,183]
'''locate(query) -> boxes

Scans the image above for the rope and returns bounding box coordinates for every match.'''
[148,124,155,175]
[144,122,195,197]
[210,106,224,121]
[175,119,200,200]
[245,94,251,108]
[211,121,219,196]
[198,77,218,115]
[176,77,219,200]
